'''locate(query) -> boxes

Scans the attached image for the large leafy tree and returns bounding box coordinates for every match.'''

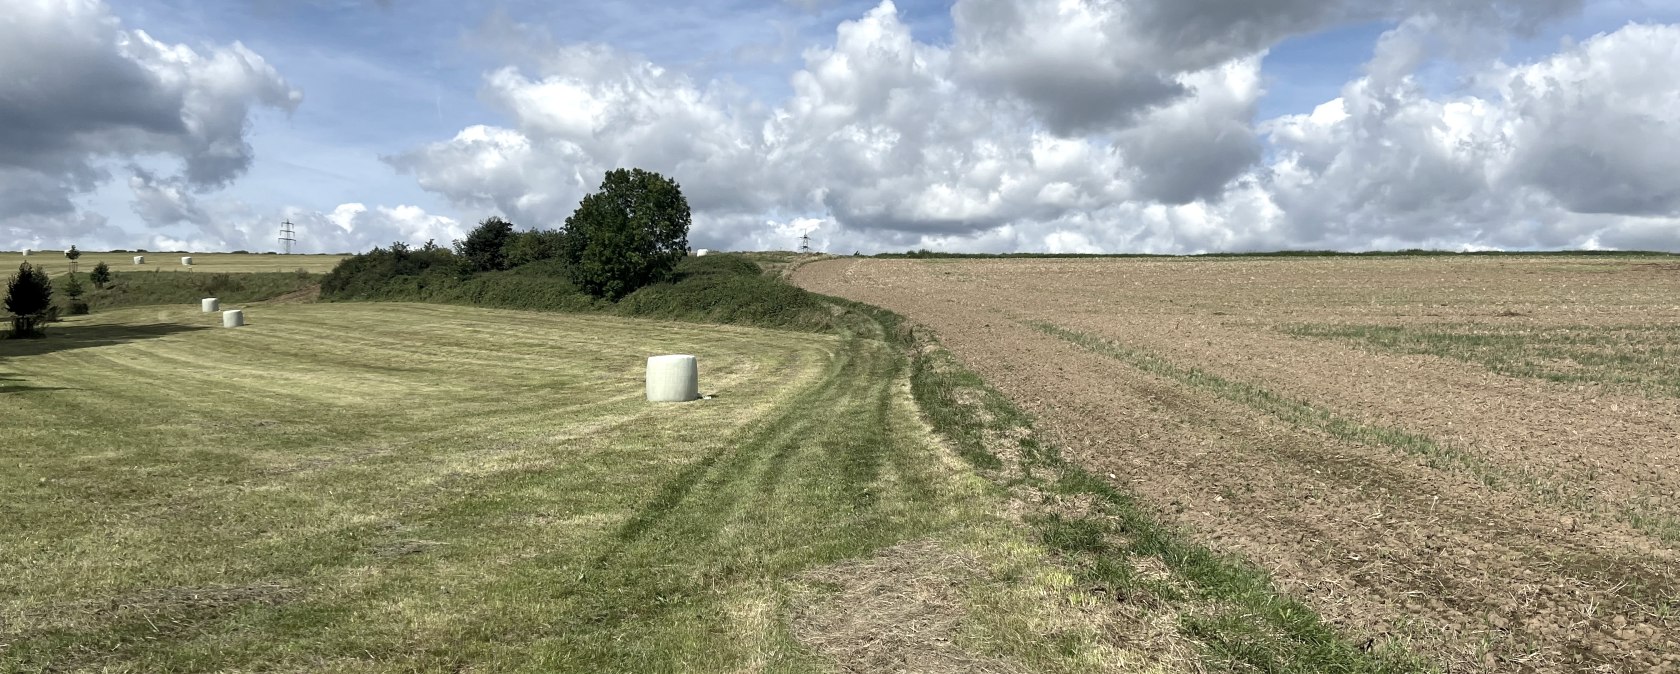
[454,216,515,273]
[560,168,691,300]
[5,262,53,338]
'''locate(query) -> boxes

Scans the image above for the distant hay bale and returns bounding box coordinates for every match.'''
[222,309,244,328]
[646,355,700,402]
[695,249,711,257]
[133,256,145,265]
[181,256,193,266]
[20,248,29,256]
[202,298,219,313]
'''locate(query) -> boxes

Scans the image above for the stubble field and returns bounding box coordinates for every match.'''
[796,255,1680,672]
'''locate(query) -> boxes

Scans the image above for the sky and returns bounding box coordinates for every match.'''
[2,0,1679,255]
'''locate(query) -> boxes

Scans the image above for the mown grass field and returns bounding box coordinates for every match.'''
[0,301,1156,672]
[9,251,347,277]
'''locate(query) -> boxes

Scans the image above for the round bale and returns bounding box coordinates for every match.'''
[181,256,194,266]
[133,255,145,265]
[222,309,244,328]
[20,248,29,256]
[695,249,711,257]
[202,298,220,313]
[646,355,700,402]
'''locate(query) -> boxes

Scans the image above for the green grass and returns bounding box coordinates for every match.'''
[1285,322,1680,398]
[0,302,1163,672]
[49,269,321,313]
[1028,321,1680,543]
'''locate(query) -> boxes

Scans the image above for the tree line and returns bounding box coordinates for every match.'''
[323,168,693,302]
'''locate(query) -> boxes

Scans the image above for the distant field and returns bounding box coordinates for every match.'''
[0,301,1131,672]
[9,250,348,277]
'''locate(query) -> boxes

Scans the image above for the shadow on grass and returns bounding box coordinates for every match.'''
[0,322,211,359]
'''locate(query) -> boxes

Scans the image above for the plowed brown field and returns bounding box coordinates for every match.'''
[795,256,1680,673]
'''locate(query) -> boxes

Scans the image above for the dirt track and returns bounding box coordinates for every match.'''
[795,256,1680,672]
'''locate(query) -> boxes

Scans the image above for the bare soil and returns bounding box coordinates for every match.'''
[795,256,1680,673]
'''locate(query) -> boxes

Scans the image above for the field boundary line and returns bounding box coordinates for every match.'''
[878,309,1437,672]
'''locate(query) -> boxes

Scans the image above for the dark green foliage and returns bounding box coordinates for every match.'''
[68,301,89,316]
[455,217,516,273]
[90,261,111,288]
[674,254,760,278]
[320,243,832,332]
[64,245,81,261]
[320,241,457,299]
[614,269,829,330]
[5,262,53,338]
[561,168,691,300]
[504,229,567,268]
[63,274,84,300]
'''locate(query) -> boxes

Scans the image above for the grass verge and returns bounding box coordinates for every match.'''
[1027,321,1680,543]
[901,325,1434,672]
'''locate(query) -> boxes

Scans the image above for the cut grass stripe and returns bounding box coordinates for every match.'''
[1026,320,1680,543]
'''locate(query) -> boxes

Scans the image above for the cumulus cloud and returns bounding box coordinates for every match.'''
[389,0,1677,254]
[140,200,464,254]
[0,0,300,247]
[1262,21,1680,251]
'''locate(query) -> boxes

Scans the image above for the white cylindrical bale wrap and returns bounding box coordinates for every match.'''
[181,256,193,266]
[202,298,219,312]
[695,249,711,257]
[646,355,700,402]
[133,255,145,265]
[20,248,28,256]
[222,309,244,328]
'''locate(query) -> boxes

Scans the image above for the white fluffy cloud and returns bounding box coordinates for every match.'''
[0,0,301,247]
[1262,20,1680,251]
[140,201,464,254]
[390,0,1679,253]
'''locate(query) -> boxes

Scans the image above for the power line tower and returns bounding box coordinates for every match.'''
[278,219,297,254]
[799,232,812,255]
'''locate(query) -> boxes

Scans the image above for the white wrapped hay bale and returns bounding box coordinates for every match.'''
[222,309,244,328]
[202,298,219,312]
[20,248,28,256]
[181,256,193,266]
[646,355,700,402]
[133,255,145,265]
[695,249,711,257]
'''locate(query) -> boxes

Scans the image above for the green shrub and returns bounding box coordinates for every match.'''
[5,262,53,338]
[561,168,691,300]
[505,230,567,268]
[674,254,760,278]
[455,217,515,273]
[615,271,830,331]
[321,241,457,300]
[90,261,111,288]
